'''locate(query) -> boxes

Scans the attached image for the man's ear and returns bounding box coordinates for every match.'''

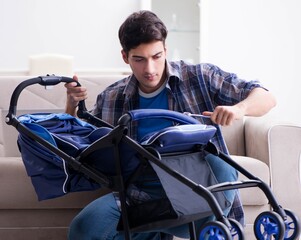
[121,50,129,64]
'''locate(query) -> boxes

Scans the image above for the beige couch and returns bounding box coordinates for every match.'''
[0,75,300,239]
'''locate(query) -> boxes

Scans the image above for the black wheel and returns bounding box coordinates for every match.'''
[228,218,245,240]
[283,209,301,240]
[254,211,285,240]
[198,221,232,240]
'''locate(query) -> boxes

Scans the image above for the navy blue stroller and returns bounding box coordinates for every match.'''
[5,76,301,240]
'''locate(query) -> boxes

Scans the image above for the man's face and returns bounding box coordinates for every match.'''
[122,41,167,93]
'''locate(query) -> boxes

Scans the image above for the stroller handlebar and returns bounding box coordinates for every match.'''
[117,109,202,126]
[39,75,74,86]
[6,75,87,125]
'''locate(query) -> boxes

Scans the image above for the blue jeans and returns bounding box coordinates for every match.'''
[68,154,238,240]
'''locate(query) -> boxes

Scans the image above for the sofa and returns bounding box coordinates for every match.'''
[0,75,300,239]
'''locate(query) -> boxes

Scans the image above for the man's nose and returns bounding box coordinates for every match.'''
[145,59,155,74]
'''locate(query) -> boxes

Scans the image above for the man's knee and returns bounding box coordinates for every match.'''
[205,153,238,182]
[68,214,87,240]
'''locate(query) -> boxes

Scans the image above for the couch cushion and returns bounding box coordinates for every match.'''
[0,75,123,111]
[0,156,108,209]
[231,155,270,206]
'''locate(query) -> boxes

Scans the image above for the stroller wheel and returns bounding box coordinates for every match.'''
[198,221,232,240]
[228,218,245,240]
[254,211,285,240]
[283,209,301,240]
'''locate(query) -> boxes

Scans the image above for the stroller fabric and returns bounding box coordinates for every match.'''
[121,125,230,230]
[149,152,230,224]
[140,124,216,153]
[17,113,140,200]
[17,111,230,230]
[121,150,230,230]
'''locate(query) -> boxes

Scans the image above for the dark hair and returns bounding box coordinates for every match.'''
[118,10,168,54]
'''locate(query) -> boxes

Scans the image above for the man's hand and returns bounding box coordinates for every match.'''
[64,75,87,116]
[203,105,244,126]
[203,88,277,126]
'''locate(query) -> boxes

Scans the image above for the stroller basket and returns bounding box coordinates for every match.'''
[6,76,301,240]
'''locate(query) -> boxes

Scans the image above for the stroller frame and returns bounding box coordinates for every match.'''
[5,75,300,240]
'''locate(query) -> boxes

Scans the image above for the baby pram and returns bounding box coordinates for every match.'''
[5,75,300,240]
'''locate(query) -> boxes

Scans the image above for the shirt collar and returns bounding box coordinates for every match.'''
[166,61,181,80]
[122,75,138,101]
[123,60,182,98]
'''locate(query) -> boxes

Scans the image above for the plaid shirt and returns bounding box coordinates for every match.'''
[91,60,265,225]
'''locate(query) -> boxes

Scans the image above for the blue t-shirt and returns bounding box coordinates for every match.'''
[137,85,172,141]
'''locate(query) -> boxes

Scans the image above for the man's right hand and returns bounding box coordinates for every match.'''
[64,75,87,116]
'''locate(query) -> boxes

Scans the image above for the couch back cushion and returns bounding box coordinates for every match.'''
[0,75,125,157]
[0,75,124,110]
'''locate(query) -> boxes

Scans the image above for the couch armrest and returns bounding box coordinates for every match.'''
[245,116,301,221]
[244,116,275,167]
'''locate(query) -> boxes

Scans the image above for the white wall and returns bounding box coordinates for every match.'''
[1,0,301,122]
[200,0,301,123]
[0,0,140,72]
[152,0,200,64]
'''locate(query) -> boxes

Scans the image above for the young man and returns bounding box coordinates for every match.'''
[65,10,276,240]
